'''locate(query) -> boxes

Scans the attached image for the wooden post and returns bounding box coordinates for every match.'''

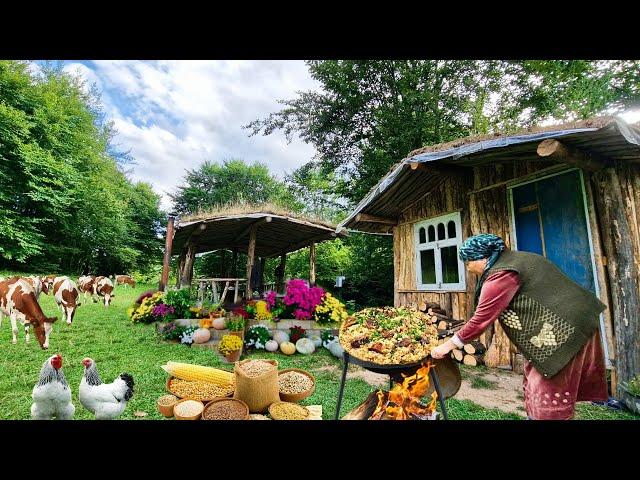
[180,241,196,289]
[231,249,238,278]
[276,253,286,293]
[176,248,186,287]
[245,224,257,299]
[259,257,266,293]
[220,249,227,278]
[159,215,175,291]
[309,242,317,286]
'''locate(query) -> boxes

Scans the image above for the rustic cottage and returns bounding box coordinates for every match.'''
[339,116,640,397]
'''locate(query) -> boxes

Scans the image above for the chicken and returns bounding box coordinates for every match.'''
[79,358,134,419]
[31,353,75,420]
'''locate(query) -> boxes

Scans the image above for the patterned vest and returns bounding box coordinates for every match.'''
[485,250,605,378]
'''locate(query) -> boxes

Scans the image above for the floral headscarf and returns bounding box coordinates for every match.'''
[459,234,507,304]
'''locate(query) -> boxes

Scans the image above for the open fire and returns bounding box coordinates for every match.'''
[370,362,437,420]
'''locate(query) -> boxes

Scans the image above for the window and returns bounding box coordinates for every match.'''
[414,212,465,291]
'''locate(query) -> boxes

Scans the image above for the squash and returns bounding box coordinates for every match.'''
[308,335,322,348]
[212,317,227,330]
[273,330,289,345]
[295,338,315,355]
[280,341,296,355]
[328,341,344,359]
[265,340,279,352]
[192,328,211,344]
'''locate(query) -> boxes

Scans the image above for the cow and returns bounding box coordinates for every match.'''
[77,275,96,302]
[42,275,57,294]
[52,277,81,325]
[0,277,57,348]
[115,274,136,288]
[94,276,115,306]
[23,275,48,299]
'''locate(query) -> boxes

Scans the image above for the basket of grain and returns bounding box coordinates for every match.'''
[202,398,250,420]
[166,376,234,402]
[157,394,179,417]
[268,401,310,420]
[278,369,315,403]
[173,399,205,420]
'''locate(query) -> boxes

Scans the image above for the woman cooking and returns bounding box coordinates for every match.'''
[430,234,608,420]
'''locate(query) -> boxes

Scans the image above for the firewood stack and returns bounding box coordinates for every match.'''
[417,301,486,367]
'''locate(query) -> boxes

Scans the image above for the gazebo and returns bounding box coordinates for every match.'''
[159,206,347,303]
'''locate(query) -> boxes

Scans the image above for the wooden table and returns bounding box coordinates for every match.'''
[196,278,246,304]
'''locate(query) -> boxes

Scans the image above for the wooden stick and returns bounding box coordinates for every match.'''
[463,341,486,355]
[452,349,464,362]
[463,354,484,366]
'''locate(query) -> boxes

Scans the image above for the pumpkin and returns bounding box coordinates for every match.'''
[199,318,213,329]
[308,335,322,348]
[280,341,296,355]
[272,330,289,345]
[192,328,211,344]
[295,338,315,355]
[265,340,279,352]
[328,341,344,359]
[212,317,227,330]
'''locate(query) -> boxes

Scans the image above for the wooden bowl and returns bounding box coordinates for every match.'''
[201,398,250,420]
[278,368,316,403]
[166,376,234,402]
[173,399,204,420]
[157,394,179,417]
[268,401,310,420]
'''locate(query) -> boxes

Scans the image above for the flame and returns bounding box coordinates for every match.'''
[370,362,438,420]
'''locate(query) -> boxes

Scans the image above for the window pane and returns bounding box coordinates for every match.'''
[447,220,456,239]
[441,246,460,284]
[419,227,426,244]
[428,225,435,242]
[420,249,436,284]
[437,223,446,240]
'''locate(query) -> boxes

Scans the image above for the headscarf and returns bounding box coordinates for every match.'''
[459,234,507,304]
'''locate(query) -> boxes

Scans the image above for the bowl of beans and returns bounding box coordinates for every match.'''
[157,394,179,417]
[173,399,205,420]
[268,401,310,420]
[278,369,316,403]
[202,398,250,420]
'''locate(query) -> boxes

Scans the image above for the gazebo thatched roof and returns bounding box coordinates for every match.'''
[172,204,346,258]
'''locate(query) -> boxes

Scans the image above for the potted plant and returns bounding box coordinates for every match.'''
[219,334,243,362]
[226,316,245,340]
[619,374,640,415]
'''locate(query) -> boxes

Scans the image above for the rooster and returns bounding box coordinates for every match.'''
[79,358,134,419]
[31,353,75,420]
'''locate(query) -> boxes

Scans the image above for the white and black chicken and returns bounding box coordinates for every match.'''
[31,353,75,420]
[79,358,134,420]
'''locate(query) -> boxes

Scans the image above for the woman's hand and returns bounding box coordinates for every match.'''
[431,340,455,359]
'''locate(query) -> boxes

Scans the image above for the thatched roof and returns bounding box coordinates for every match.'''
[340,116,640,234]
[173,203,345,258]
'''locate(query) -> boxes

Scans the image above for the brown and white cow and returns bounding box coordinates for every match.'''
[42,275,57,294]
[77,275,96,301]
[0,277,57,348]
[115,274,136,288]
[23,275,48,299]
[52,277,81,325]
[94,276,115,306]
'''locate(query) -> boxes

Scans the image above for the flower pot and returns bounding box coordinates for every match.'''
[230,330,244,340]
[212,317,227,330]
[224,349,242,363]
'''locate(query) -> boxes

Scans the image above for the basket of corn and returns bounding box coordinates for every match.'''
[162,361,235,402]
[278,369,315,403]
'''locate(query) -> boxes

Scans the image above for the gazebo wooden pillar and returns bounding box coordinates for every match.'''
[275,253,286,293]
[245,224,258,299]
[309,242,317,286]
[159,214,176,292]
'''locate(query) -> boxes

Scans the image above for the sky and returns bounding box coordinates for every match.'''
[46,60,322,211]
[32,61,640,212]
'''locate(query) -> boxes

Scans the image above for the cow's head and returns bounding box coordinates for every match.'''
[40,278,49,295]
[30,316,58,349]
[103,293,114,306]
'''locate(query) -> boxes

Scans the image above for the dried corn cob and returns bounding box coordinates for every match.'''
[161,362,233,386]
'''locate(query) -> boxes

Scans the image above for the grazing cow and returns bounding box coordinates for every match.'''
[77,275,96,301]
[52,277,81,325]
[42,275,57,294]
[23,275,48,299]
[94,276,115,306]
[115,274,136,288]
[0,277,57,348]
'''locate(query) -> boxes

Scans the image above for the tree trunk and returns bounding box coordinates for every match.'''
[245,225,257,299]
[180,241,196,289]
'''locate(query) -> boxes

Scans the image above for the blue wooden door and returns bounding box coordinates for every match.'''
[511,170,595,292]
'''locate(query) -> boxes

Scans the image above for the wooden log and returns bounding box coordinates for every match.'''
[437,319,465,330]
[342,391,380,420]
[463,341,486,355]
[309,242,317,286]
[537,139,607,172]
[355,213,397,226]
[245,224,257,299]
[429,311,450,320]
[512,353,525,375]
[484,332,500,368]
[159,215,175,291]
[180,240,196,289]
[452,349,464,362]
[463,354,484,367]
[420,301,440,312]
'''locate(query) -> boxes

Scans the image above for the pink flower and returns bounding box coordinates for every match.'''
[265,290,277,308]
[284,279,325,319]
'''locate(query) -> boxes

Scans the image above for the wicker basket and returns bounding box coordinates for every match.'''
[173,399,204,420]
[166,376,234,402]
[202,398,250,420]
[278,369,316,403]
[268,401,310,420]
[157,394,179,417]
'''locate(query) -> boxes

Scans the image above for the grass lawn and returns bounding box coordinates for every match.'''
[1,280,637,420]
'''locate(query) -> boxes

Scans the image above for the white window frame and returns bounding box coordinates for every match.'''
[414,212,466,291]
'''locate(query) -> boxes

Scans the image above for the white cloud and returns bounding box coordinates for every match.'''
[64,60,321,210]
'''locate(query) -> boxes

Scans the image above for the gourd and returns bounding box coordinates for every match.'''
[280,341,296,355]
[308,335,322,348]
[212,317,227,330]
[328,341,344,359]
[295,338,315,355]
[192,328,211,344]
[273,330,289,345]
[265,340,279,352]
